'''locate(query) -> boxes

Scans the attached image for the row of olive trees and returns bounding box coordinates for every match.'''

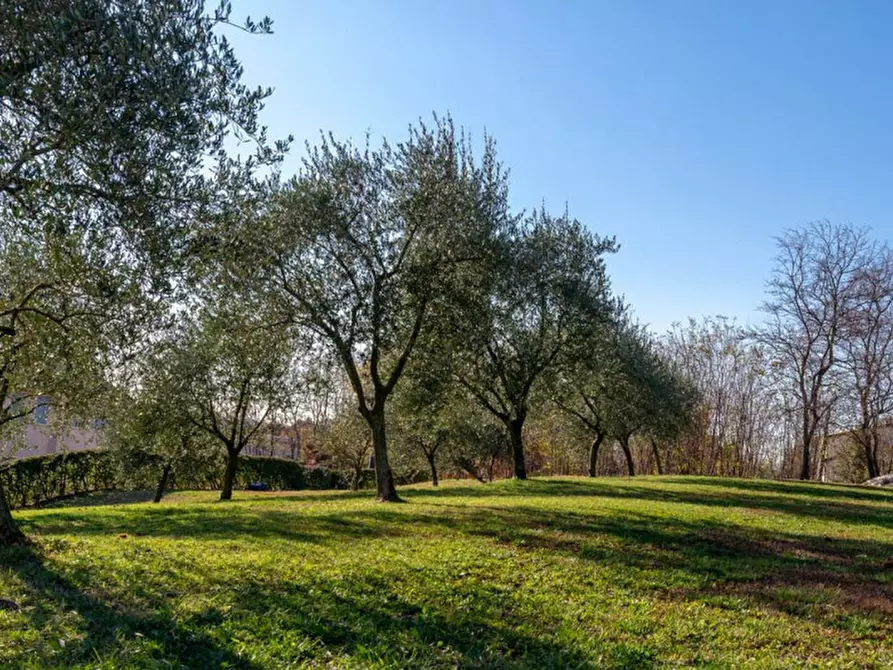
[125,117,696,501]
[224,125,627,501]
[0,0,696,543]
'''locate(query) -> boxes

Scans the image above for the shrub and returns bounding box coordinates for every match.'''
[0,451,116,508]
[233,456,344,491]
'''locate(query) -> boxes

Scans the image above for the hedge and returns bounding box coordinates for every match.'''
[0,450,342,509]
[0,451,116,508]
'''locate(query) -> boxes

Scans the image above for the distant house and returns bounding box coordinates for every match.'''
[5,399,320,465]
[234,420,323,464]
[2,396,104,460]
[821,419,893,483]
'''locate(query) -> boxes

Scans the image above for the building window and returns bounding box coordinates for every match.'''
[35,404,49,425]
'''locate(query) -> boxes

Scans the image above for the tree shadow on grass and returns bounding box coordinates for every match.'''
[300,493,893,643]
[32,490,159,509]
[0,543,261,669]
[402,477,893,530]
[11,478,893,665]
[222,571,651,669]
[0,539,646,669]
[378,502,893,638]
[19,506,404,544]
[658,475,893,504]
[611,482,893,530]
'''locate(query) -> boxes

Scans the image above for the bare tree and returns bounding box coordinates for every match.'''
[662,317,786,478]
[753,222,869,480]
[839,244,893,479]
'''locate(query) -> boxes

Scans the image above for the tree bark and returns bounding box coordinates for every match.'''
[619,435,635,476]
[153,463,172,503]
[220,448,238,501]
[369,410,400,502]
[0,483,26,545]
[800,411,812,480]
[650,437,664,475]
[588,434,603,477]
[864,429,880,480]
[508,417,527,480]
[426,452,439,487]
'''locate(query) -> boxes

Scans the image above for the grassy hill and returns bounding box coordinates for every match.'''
[1,477,891,669]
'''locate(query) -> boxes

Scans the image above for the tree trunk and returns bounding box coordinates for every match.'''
[427,452,439,487]
[220,448,238,501]
[508,417,527,480]
[800,412,812,480]
[650,437,664,475]
[0,483,25,545]
[864,429,880,480]
[153,463,172,503]
[620,435,635,476]
[588,434,603,477]
[369,410,400,502]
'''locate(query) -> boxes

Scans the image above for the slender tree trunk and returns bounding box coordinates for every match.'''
[800,410,812,481]
[588,434,603,477]
[650,437,664,475]
[426,452,439,487]
[0,483,25,545]
[508,417,527,480]
[153,463,172,503]
[620,435,635,476]
[220,448,239,501]
[865,430,880,480]
[369,409,400,502]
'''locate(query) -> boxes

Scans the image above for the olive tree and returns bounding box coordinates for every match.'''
[1,1,284,542]
[320,407,373,491]
[161,302,297,500]
[453,210,617,479]
[256,117,506,501]
[105,368,217,503]
[394,385,461,487]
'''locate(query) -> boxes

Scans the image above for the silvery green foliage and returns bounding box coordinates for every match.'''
[0,1,284,537]
[251,116,508,501]
[451,210,618,479]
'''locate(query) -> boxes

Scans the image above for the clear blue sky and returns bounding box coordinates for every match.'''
[227,0,893,333]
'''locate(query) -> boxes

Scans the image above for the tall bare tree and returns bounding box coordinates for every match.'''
[753,222,869,480]
[839,244,893,479]
[663,317,783,478]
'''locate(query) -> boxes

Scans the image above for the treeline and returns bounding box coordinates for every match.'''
[0,1,693,532]
[103,116,695,503]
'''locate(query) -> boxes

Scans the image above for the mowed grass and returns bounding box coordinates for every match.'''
[1,477,892,669]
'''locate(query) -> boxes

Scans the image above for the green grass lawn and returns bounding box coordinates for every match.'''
[1,477,891,669]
